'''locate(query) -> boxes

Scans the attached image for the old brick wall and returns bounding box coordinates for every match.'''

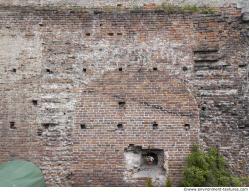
[0,3,248,186]
[0,0,242,7]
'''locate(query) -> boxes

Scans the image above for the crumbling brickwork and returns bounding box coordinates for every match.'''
[0,2,248,186]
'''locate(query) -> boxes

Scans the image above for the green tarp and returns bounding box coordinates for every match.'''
[0,160,46,187]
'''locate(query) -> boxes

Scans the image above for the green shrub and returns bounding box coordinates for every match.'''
[165,178,172,187]
[241,177,249,186]
[157,3,179,14]
[145,178,153,187]
[182,145,243,187]
[155,3,216,14]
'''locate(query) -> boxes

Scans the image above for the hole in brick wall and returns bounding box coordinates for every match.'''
[153,67,158,71]
[85,33,91,36]
[152,122,158,130]
[117,33,122,36]
[182,66,188,71]
[32,100,38,106]
[117,4,122,7]
[108,33,114,36]
[37,129,43,136]
[184,124,190,130]
[128,144,135,148]
[46,69,53,74]
[124,145,166,185]
[80,124,86,129]
[94,10,103,15]
[117,123,123,129]
[38,22,44,26]
[239,64,247,68]
[118,101,126,107]
[42,123,50,129]
[83,68,87,72]
[10,122,16,129]
[12,68,16,73]
[201,106,206,111]
[193,48,219,54]
[238,124,245,129]
[118,67,123,72]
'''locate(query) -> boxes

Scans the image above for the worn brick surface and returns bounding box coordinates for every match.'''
[0,0,243,7]
[0,4,248,186]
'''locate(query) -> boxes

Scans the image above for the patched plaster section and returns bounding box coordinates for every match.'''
[0,30,42,83]
[73,38,194,86]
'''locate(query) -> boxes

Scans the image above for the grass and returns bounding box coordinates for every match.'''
[145,178,153,187]
[155,3,216,14]
[35,3,216,15]
[97,3,217,14]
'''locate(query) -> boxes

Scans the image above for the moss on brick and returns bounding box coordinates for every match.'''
[155,3,216,14]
